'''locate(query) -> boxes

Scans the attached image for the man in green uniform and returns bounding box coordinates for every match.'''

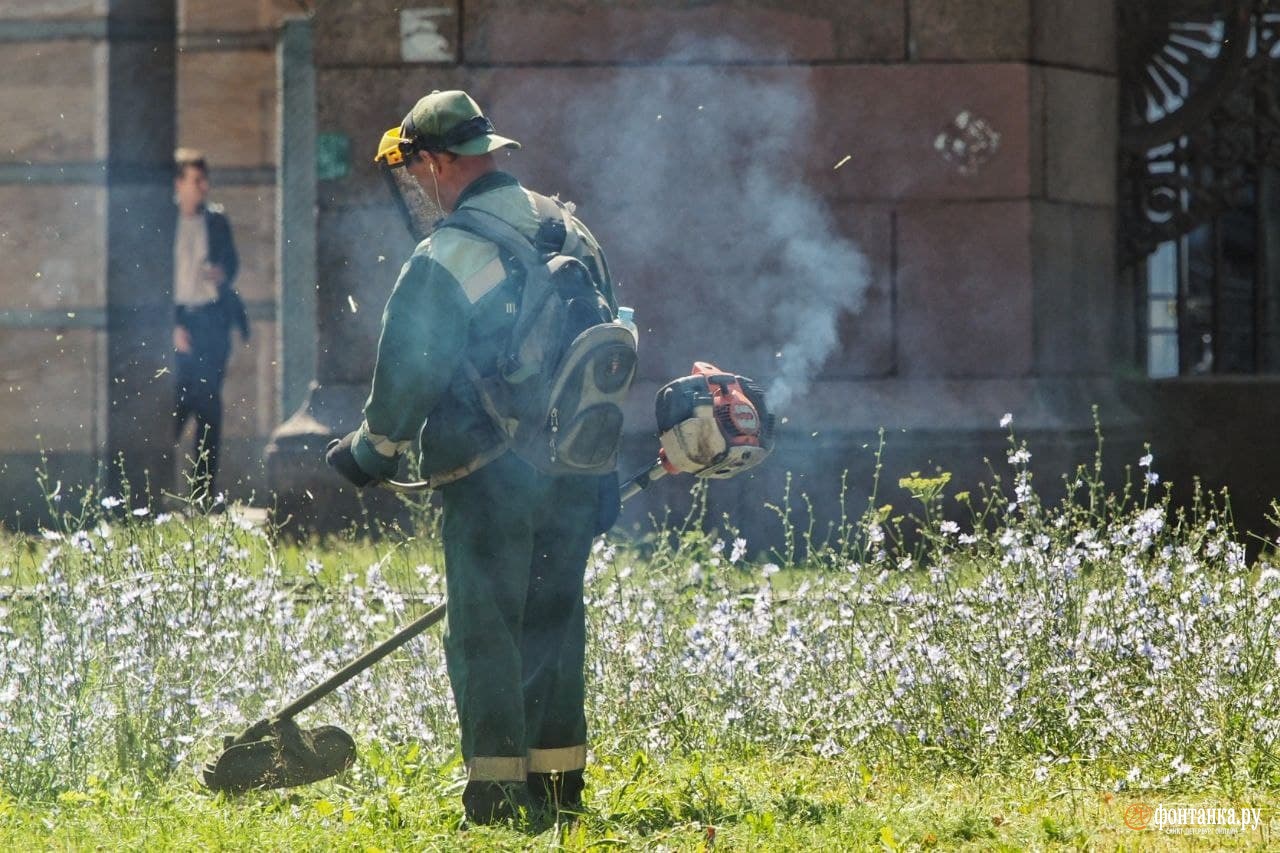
[326,90,618,825]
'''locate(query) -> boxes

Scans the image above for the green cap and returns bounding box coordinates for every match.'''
[402,90,521,156]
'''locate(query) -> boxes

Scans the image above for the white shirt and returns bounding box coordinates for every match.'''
[174,212,219,307]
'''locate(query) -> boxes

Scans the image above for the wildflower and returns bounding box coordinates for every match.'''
[131,507,149,517]
[1000,413,1013,428]
[1226,543,1246,572]
[816,738,843,757]
[1139,453,1153,468]
[100,496,122,510]
[729,537,747,564]
[1133,508,1164,545]
[762,563,780,578]
[939,520,959,536]
[1008,448,1031,466]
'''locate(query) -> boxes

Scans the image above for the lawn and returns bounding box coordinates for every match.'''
[2,425,1280,850]
[5,755,1277,850]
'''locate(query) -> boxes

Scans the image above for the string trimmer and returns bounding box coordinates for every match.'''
[200,363,775,794]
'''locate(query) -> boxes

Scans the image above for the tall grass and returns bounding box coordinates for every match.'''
[1,416,1278,805]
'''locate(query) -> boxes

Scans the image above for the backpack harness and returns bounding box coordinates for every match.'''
[431,195,637,481]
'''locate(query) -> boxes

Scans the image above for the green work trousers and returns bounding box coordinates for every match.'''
[438,451,599,781]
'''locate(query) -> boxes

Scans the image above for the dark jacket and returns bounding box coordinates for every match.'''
[175,204,249,341]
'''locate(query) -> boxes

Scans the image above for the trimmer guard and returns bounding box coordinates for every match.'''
[201,719,356,794]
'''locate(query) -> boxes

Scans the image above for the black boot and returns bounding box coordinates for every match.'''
[527,770,585,812]
[462,781,532,826]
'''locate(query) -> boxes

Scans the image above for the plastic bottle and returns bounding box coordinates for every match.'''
[617,305,639,351]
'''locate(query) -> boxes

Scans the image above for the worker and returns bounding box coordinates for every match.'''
[326,89,620,825]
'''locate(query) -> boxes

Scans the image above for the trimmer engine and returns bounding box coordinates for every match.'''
[655,362,776,479]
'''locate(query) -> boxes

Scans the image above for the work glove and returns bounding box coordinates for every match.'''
[325,432,375,488]
[595,471,621,535]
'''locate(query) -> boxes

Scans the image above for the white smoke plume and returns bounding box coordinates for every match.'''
[550,37,870,413]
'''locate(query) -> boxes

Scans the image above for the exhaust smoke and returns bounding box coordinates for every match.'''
[539,36,871,414]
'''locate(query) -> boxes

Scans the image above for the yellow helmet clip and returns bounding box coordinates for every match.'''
[375,127,414,167]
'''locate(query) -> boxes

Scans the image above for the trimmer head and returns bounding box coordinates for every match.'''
[201,718,356,794]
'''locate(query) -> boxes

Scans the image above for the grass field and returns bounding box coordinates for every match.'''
[4,755,1278,850]
[3,425,1280,850]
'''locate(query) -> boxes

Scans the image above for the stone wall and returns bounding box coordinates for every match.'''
[0,3,114,518]
[294,0,1129,540]
[1,1,1134,540]
[0,0,290,523]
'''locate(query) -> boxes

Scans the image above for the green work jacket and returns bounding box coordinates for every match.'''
[350,171,617,482]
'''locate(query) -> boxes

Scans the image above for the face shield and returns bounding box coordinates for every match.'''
[374,127,443,243]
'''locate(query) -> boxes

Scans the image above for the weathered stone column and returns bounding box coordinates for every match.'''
[277,17,317,420]
[103,0,176,504]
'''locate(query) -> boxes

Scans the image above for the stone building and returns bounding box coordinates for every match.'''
[0,0,290,517]
[3,2,1280,541]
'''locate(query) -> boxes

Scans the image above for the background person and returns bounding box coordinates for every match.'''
[171,148,249,507]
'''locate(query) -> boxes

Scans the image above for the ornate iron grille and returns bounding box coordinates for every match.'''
[1121,0,1280,373]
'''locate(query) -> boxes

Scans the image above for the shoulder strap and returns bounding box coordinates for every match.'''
[442,194,574,261]
[440,207,542,269]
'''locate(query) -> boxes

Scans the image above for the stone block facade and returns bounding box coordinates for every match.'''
[290,0,1127,537]
[895,201,1035,378]
[462,0,904,63]
[2,0,1134,537]
[0,186,106,310]
[0,40,102,163]
[0,0,288,521]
